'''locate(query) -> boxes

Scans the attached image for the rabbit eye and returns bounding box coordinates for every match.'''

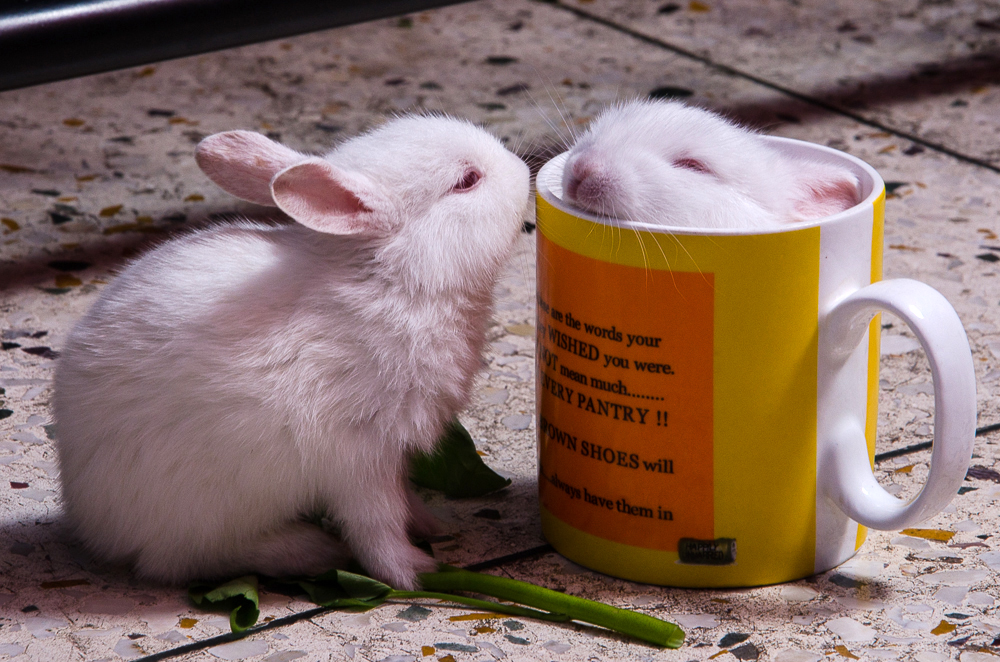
[673,157,711,174]
[453,167,483,192]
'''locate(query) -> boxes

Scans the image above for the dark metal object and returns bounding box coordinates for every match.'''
[0,0,472,92]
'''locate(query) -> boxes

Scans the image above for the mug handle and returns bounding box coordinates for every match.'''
[819,278,976,530]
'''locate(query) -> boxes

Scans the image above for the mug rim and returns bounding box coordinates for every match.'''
[535,136,885,237]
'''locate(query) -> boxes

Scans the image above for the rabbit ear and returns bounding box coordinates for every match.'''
[195,131,303,206]
[270,158,391,236]
[792,163,862,221]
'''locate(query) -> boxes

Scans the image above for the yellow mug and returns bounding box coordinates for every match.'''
[534,138,977,587]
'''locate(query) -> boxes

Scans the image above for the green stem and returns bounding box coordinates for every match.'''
[418,566,684,648]
[389,590,570,623]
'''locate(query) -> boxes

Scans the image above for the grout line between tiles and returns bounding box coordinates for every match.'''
[132,607,332,662]
[546,0,1000,176]
[462,543,555,571]
[874,422,1000,463]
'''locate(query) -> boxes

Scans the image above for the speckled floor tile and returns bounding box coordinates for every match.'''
[1,1,998,661]
[559,0,1000,166]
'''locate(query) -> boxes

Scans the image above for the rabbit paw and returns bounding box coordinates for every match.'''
[407,489,441,539]
[365,542,439,590]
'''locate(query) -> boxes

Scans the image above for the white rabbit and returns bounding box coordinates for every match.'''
[561,99,861,229]
[53,115,530,590]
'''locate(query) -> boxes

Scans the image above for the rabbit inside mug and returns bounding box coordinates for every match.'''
[560,99,861,229]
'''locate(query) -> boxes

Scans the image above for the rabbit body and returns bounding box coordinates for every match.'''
[53,116,530,589]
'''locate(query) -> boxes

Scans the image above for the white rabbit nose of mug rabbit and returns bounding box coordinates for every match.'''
[565,157,618,211]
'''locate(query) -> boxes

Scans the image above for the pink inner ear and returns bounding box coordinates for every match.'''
[271,159,381,235]
[794,175,861,220]
[195,131,302,206]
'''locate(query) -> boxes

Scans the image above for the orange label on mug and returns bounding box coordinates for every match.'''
[537,234,715,552]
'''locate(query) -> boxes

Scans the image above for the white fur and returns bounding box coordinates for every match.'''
[53,115,530,589]
[562,99,861,229]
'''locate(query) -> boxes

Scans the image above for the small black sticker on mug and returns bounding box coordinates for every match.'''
[678,538,737,565]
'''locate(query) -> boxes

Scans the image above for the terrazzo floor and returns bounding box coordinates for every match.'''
[1,1,999,660]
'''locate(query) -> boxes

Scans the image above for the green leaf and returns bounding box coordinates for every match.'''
[334,570,393,600]
[190,564,685,648]
[188,575,260,633]
[410,418,512,497]
[418,566,685,649]
[271,570,390,611]
[390,588,571,623]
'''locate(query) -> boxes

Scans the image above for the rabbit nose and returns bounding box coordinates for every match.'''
[565,161,586,201]
[567,159,612,208]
